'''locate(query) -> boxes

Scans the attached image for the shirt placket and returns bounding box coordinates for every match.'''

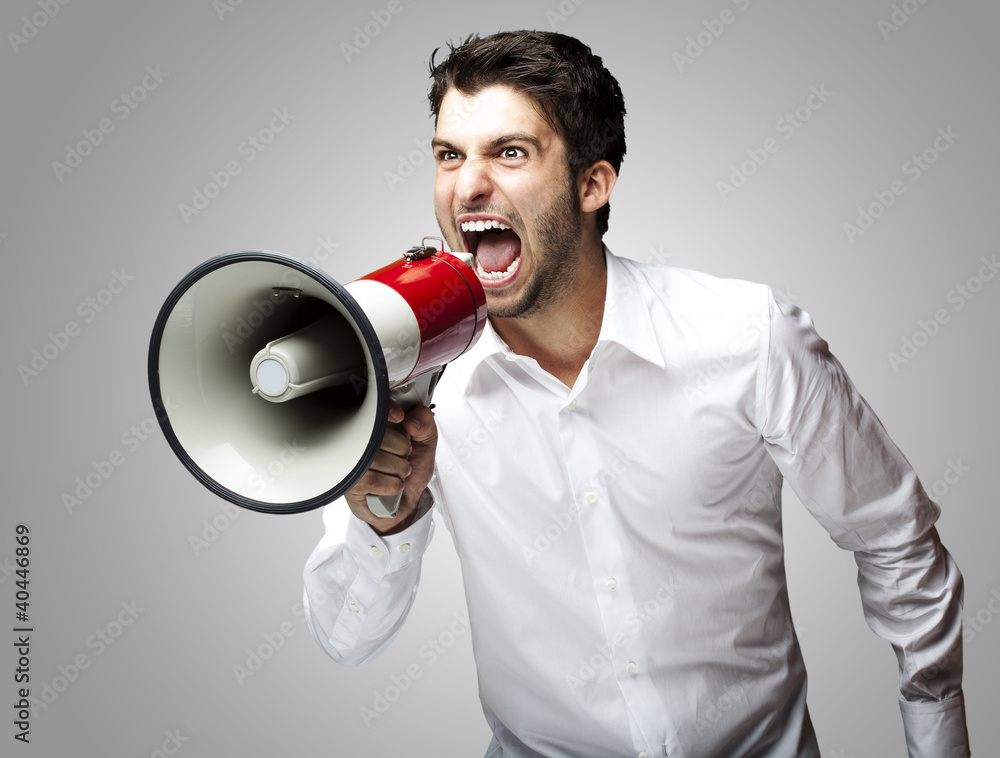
[557,388,683,758]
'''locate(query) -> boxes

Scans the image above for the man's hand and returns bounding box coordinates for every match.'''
[344,401,437,535]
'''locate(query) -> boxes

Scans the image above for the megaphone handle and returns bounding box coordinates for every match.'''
[366,367,444,519]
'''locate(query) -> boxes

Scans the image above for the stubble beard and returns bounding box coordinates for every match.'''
[440,181,584,321]
[499,182,583,320]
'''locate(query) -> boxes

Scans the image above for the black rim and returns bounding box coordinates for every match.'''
[147,250,390,514]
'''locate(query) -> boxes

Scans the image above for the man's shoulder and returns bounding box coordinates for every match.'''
[612,253,771,317]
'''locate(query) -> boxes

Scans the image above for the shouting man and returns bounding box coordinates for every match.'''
[304,31,969,758]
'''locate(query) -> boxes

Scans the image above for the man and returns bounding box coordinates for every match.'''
[304,31,969,757]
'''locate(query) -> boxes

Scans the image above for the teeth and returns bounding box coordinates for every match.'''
[476,256,520,280]
[461,219,511,232]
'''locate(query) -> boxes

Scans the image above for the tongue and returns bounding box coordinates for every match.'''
[476,230,521,273]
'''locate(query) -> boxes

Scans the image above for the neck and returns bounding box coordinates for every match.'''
[491,239,607,388]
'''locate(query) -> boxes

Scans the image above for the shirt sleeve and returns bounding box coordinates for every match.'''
[302,490,435,666]
[755,290,970,757]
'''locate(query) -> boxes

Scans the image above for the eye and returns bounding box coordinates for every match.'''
[437,149,460,162]
[500,147,526,159]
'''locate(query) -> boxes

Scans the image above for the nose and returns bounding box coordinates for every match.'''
[454,157,493,207]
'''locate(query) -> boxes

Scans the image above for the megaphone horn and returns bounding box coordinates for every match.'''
[148,238,487,517]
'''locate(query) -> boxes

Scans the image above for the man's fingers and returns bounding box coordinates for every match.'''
[388,400,405,424]
[380,426,411,457]
[345,403,437,533]
[357,467,406,497]
[402,404,437,444]
[368,448,412,483]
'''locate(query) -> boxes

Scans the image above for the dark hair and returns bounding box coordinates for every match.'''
[428,31,626,236]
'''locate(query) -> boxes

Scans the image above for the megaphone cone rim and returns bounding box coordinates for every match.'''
[148,250,390,514]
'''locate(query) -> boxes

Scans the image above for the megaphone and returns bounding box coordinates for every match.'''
[148,238,487,517]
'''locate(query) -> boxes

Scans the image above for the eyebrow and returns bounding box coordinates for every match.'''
[486,133,543,152]
[431,133,543,154]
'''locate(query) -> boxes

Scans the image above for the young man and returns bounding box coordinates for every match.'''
[304,31,969,757]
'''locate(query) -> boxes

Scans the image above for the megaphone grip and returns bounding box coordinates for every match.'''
[365,368,443,519]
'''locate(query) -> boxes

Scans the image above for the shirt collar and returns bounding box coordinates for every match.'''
[444,245,665,393]
[596,245,665,369]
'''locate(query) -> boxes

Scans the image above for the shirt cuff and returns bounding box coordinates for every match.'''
[344,505,435,575]
[325,509,435,653]
[899,692,970,758]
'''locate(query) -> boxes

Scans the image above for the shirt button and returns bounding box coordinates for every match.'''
[638,752,650,758]
[504,352,517,362]
[566,399,578,412]
[606,577,618,590]
[398,543,411,554]
[369,545,383,558]
[626,661,638,674]
[349,603,361,613]
[585,491,599,504]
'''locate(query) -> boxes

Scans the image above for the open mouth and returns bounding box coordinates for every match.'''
[459,216,522,286]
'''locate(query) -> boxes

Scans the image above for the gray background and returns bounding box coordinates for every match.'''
[2,0,997,755]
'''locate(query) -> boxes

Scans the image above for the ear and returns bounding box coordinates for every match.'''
[577,160,617,215]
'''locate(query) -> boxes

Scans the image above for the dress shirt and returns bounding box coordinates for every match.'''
[304,248,969,758]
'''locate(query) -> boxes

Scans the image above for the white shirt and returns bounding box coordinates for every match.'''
[304,249,969,758]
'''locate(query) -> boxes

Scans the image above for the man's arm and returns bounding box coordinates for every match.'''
[303,490,435,665]
[303,403,438,665]
[756,291,970,757]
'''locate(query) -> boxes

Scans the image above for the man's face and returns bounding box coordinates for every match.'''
[433,84,583,319]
